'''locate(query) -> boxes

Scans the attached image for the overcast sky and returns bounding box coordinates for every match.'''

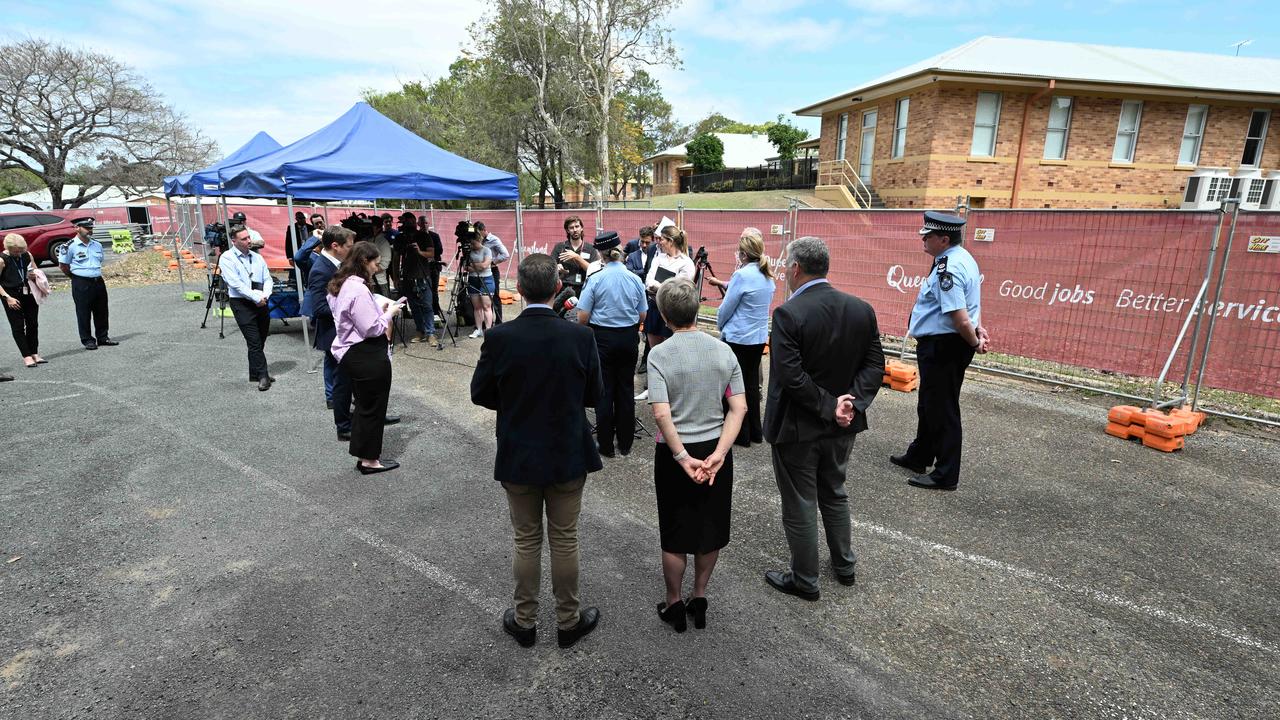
[6,0,1277,158]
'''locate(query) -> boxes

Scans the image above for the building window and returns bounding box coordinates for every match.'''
[971,92,1001,157]
[1206,176,1230,202]
[1043,96,1073,160]
[836,113,849,162]
[1247,178,1270,205]
[1241,109,1270,168]
[1183,176,1201,203]
[1179,105,1208,166]
[1112,100,1143,163]
[892,97,909,158]
[1262,179,1276,207]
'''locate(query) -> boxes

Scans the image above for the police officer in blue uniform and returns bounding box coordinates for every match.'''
[58,218,117,350]
[577,230,648,457]
[891,211,989,491]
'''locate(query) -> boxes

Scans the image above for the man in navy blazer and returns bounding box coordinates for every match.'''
[762,236,884,602]
[471,253,604,649]
[304,227,355,438]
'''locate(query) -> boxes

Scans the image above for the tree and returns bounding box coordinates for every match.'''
[0,168,41,200]
[689,113,771,139]
[612,69,679,199]
[497,0,679,206]
[0,39,215,209]
[766,115,810,160]
[686,133,724,174]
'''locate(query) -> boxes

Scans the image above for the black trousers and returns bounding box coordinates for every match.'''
[3,291,39,357]
[904,334,975,486]
[591,325,640,455]
[490,268,503,324]
[339,336,391,460]
[228,298,270,380]
[329,350,354,433]
[70,275,109,344]
[724,341,765,446]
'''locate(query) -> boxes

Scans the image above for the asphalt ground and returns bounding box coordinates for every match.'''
[3,283,1277,720]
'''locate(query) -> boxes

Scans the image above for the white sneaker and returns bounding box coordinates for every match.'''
[469,329,483,339]
[634,389,649,401]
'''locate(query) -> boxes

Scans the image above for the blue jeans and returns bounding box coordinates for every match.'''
[323,348,338,402]
[404,277,434,335]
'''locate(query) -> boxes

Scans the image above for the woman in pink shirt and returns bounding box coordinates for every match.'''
[327,241,405,474]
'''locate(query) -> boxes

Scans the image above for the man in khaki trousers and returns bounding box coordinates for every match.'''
[471,253,604,649]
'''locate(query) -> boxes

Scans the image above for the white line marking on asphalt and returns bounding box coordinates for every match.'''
[732,485,1278,656]
[21,392,83,405]
[155,341,237,350]
[69,381,506,618]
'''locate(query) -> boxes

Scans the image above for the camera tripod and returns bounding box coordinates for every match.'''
[692,246,727,302]
[199,269,230,338]
[439,243,474,349]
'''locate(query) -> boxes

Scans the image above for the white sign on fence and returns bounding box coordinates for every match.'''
[1247,235,1280,254]
[973,228,995,242]
[770,224,784,236]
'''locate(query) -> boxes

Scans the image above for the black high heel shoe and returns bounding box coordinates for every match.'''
[685,597,707,629]
[657,600,686,633]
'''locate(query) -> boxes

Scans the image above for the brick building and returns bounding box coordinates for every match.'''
[795,37,1280,209]
[646,133,778,196]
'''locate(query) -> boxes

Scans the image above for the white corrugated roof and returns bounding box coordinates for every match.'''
[645,132,778,167]
[797,36,1280,115]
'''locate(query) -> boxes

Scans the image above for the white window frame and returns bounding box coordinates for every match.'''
[892,97,909,159]
[1246,178,1267,205]
[1178,104,1208,166]
[1112,100,1143,163]
[971,92,1002,157]
[1241,109,1270,168]
[836,113,849,162]
[1043,95,1073,160]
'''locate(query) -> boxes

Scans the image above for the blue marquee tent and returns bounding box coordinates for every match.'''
[163,131,282,197]
[215,102,519,201]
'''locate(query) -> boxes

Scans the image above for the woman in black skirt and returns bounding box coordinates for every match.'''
[327,241,405,474]
[645,277,746,632]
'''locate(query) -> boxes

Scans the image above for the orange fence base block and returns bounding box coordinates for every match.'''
[1142,433,1185,452]
[1104,422,1130,439]
[167,261,179,269]
[498,289,518,305]
[882,359,919,391]
[1168,406,1207,434]
[1107,405,1141,425]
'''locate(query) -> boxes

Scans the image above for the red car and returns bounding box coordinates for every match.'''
[0,210,91,266]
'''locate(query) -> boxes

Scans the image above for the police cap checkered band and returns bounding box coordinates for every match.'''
[918,211,966,235]
[593,230,620,251]
[72,217,95,229]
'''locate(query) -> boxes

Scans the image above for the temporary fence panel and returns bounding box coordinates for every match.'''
[1198,211,1280,398]
[679,209,793,309]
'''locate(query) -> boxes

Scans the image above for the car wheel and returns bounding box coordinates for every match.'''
[46,238,70,266]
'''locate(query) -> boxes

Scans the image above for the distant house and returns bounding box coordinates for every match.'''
[0,185,170,211]
[795,36,1280,209]
[646,133,779,196]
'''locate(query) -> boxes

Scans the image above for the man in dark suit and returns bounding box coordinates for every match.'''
[762,236,884,602]
[471,253,604,649]
[304,226,355,437]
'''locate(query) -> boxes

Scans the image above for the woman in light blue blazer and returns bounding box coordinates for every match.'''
[707,227,776,447]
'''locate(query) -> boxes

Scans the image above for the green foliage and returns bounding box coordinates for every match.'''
[689,112,772,139]
[0,168,41,198]
[686,134,725,174]
[766,115,809,160]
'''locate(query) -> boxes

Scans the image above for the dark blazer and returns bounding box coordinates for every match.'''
[471,306,604,485]
[764,281,884,445]
[304,253,339,352]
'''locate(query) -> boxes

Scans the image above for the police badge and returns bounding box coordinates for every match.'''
[936,256,954,291]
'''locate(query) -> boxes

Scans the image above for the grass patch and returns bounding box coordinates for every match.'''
[102,247,194,288]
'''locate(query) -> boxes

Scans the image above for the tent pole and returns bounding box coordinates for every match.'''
[286,193,311,356]
[168,195,187,295]
[194,196,212,288]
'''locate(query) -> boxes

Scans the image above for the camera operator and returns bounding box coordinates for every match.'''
[551,215,597,296]
[285,211,312,266]
[390,212,437,344]
[292,214,328,282]
[474,221,509,324]
[576,231,647,458]
[218,224,274,391]
[231,211,264,250]
[637,224,695,400]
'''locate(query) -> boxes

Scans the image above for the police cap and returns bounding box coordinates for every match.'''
[918,211,965,235]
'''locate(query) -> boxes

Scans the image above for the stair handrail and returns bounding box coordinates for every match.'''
[818,159,872,208]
